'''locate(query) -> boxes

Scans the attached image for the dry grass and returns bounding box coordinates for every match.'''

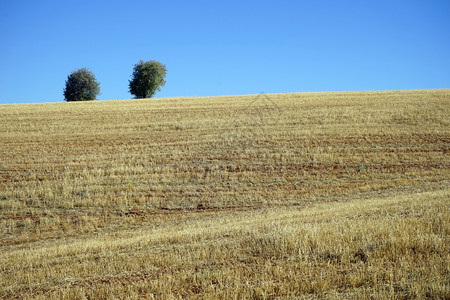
[0,89,449,298]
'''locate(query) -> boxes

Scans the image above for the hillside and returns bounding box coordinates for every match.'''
[1,90,449,298]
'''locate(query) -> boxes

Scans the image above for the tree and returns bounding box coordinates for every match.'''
[129,60,167,99]
[63,68,100,101]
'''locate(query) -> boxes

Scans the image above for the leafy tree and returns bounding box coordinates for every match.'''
[63,68,100,101]
[129,60,167,99]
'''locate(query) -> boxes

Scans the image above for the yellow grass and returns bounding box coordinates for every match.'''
[0,89,449,298]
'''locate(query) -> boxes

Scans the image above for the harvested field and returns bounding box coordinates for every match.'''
[1,89,449,298]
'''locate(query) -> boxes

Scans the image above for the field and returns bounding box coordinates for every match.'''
[0,89,449,299]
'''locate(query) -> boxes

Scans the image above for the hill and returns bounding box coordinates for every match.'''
[1,90,449,298]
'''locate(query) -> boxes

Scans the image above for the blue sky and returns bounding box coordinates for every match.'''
[0,0,449,103]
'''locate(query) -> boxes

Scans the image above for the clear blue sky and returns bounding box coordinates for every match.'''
[1,0,449,103]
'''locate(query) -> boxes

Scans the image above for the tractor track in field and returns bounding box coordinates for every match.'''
[1,178,448,224]
[1,179,448,250]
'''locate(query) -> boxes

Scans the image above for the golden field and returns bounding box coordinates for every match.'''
[0,89,449,299]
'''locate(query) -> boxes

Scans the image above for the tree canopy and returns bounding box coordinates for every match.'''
[63,68,100,101]
[129,60,167,99]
